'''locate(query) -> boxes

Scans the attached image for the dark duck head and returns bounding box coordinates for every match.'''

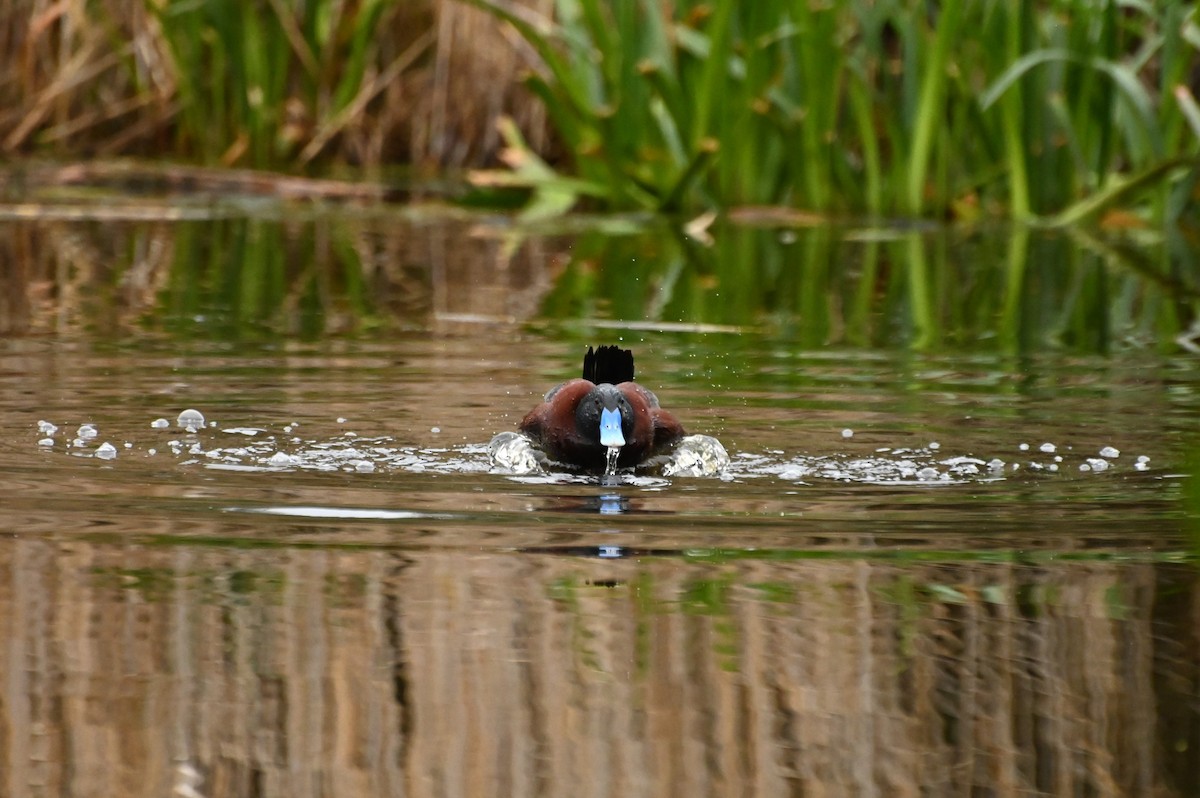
[519,345,686,471]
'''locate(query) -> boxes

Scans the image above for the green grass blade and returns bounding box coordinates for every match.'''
[1044,156,1196,227]
[905,1,965,216]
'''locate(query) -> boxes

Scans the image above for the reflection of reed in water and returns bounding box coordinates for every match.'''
[0,216,560,338]
[0,540,1195,796]
[0,220,175,336]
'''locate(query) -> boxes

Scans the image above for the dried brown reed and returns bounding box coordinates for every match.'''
[0,0,549,169]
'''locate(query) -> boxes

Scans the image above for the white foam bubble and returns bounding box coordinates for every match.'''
[95,442,117,460]
[177,409,205,431]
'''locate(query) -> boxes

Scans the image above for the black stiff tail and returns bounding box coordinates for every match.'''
[582,345,635,385]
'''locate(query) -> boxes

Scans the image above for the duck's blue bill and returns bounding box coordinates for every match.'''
[599,407,625,447]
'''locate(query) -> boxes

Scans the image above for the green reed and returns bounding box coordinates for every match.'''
[467,0,1200,222]
[149,0,396,167]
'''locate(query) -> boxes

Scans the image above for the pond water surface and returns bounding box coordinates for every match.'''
[1,202,1199,797]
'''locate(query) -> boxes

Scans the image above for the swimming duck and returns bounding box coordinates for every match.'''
[518,345,686,471]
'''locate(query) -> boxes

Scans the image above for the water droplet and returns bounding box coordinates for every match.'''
[337,417,348,424]
[1039,442,1056,453]
[177,409,205,431]
[1136,455,1150,464]
[151,418,170,429]
[95,442,117,460]
[124,442,133,449]
[1100,446,1120,458]
[1086,457,1109,472]
[353,460,375,472]
[148,448,157,456]
[1018,443,1029,451]
[841,428,854,438]
[38,420,58,435]
[431,427,441,434]
[77,424,98,439]
[987,458,1005,471]
[37,438,54,447]
[928,441,940,450]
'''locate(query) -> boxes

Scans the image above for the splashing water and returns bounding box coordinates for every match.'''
[662,435,731,477]
[488,432,541,474]
[605,446,621,477]
[30,412,1159,484]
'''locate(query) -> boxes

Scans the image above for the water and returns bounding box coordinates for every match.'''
[1,204,1199,796]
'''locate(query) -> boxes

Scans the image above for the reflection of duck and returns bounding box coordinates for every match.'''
[519,345,686,472]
